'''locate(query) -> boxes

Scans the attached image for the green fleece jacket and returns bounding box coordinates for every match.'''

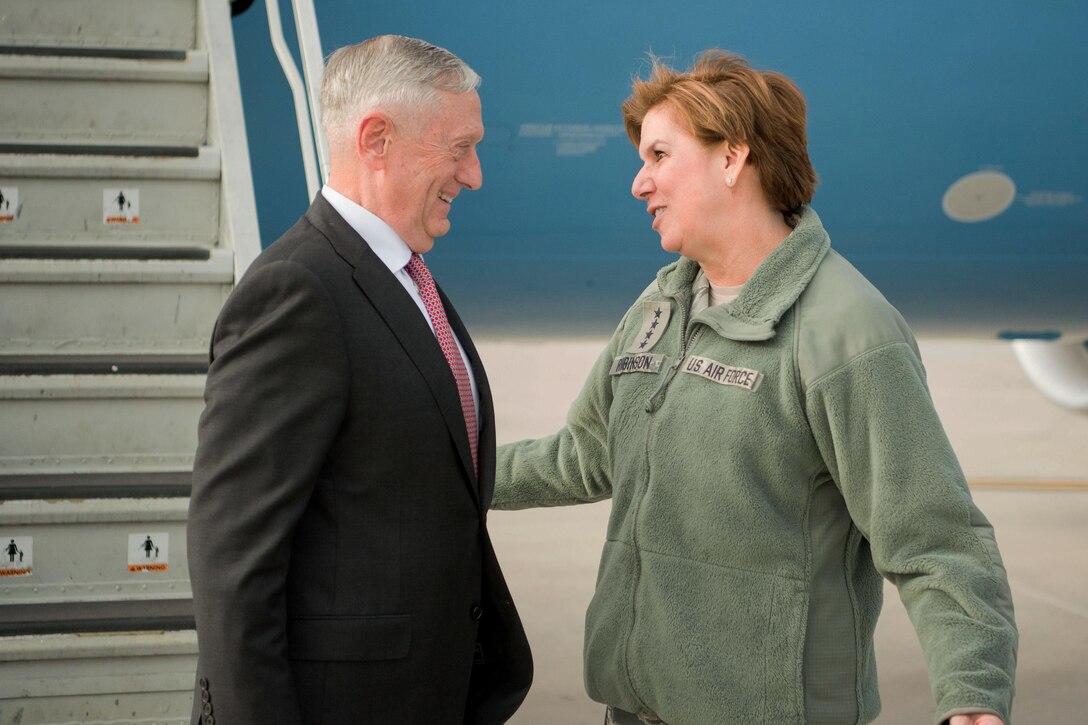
[494,207,1017,724]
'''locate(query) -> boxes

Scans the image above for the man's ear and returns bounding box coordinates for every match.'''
[722,142,751,187]
[355,113,393,168]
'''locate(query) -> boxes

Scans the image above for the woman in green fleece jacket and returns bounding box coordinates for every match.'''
[493,51,1017,725]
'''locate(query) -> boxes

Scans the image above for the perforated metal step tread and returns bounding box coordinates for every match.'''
[0,598,195,637]
[0,244,211,260]
[0,45,187,61]
[0,471,192,500]
[0,355,209,376]
[0,0,196,54]
[0,49,207,80]
[0,142,199,157]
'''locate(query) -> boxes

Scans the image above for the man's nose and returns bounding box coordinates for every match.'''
[459,150,483,191]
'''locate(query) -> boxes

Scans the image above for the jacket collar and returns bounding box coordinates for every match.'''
[304,195,485,505]
[655,206,830,341]
[320,185,412,275]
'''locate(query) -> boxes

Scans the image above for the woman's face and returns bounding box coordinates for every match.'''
[631,105,728,258]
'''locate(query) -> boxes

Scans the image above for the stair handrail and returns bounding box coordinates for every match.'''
[263,0,326,202]
[290,0,330,184]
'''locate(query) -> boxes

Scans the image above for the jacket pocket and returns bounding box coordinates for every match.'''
[287,613,411,661]
[584,540,639,711]
[626,552,806,723]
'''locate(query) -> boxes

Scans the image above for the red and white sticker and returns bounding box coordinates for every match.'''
[103,188,140,224]
[1,536,32,577]
[0,187,16,222]
[128,532,168,573]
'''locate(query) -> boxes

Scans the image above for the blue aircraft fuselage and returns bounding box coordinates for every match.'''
[232,1,1087,340]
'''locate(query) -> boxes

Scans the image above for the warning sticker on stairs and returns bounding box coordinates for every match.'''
[128,532,169,573]
[104,188,140,224]
[1,536,32,576]
[0,187,15,222]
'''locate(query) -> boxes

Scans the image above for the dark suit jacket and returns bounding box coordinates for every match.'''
[187,195,532,725]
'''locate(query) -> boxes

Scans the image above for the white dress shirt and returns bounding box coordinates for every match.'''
[321,185,481,427]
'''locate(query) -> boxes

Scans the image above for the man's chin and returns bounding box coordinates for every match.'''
[406,237,437,254]
[423,224,451,244]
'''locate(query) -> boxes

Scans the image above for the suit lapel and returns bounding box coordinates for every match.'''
[440,285,494,509]
[305,197,480,501]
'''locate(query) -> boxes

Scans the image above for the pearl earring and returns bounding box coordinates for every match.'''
[727,176,733,186]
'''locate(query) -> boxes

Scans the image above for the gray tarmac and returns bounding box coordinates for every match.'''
[479,338,1088,724]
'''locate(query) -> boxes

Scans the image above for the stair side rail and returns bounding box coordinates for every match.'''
[199,0,263,279]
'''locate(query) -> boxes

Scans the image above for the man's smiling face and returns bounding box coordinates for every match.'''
[382,89,484,253]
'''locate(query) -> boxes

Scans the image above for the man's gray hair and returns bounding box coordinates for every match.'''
[320,35,480,151]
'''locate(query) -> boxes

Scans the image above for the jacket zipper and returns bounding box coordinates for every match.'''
[624,291,702,712]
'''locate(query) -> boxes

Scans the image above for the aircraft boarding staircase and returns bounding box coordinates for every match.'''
[0,0,260,721]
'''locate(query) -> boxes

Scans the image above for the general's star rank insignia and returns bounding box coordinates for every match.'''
[627,300,672,353]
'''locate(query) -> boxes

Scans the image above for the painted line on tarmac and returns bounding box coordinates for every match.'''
[1009,579,1088,621]
[968,480,1088,491]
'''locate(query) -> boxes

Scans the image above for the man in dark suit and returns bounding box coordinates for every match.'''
[187,35,532,724]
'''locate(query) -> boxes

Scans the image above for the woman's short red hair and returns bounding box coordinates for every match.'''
[622,51,818,215]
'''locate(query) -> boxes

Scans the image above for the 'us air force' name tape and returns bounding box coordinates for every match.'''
[612,302,762,389]
[681,355,763,391]
[610,352,666,376]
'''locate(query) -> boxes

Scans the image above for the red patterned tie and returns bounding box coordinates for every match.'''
[405,253,478,476]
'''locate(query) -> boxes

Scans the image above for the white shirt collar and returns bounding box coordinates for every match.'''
[321,185,412,274]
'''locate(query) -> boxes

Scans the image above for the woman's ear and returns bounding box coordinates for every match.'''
[722,142,750,187]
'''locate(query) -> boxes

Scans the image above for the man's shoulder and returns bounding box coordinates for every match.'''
[253,214,329,266]
[213,217,353,328]
[239,214,351,290]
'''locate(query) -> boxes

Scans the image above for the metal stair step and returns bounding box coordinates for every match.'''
[0,599,195,638]
[0,471,193,500]
[0,247,233,281]
[0,497,192,608]
[0,250,231,357]
[0,52,209,148]
[0,50,206,81]
[0,0,196,53]
[0,628,197,721]
[0,374,206,476]
[0,147,218,177]
[0,244,212,261]
[0,142,198,157]
[0,45,188,62]
[1,147,221,245]
[0,354,209,376]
